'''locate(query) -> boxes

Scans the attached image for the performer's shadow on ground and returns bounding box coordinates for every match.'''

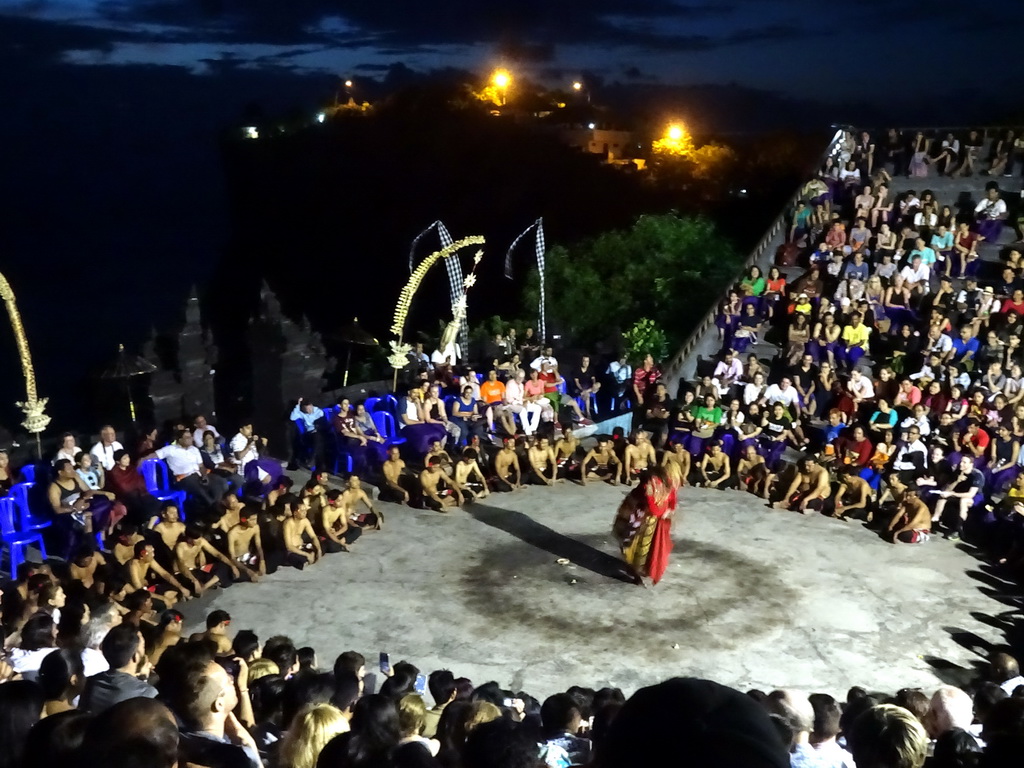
[468,503,637,584]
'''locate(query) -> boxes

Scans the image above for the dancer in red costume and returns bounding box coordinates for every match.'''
[612,467,678,586]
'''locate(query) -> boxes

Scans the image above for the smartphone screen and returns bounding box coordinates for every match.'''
[414,673,426,695]
[379,652,390,674]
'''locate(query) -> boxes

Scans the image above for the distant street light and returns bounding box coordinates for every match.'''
[492,68,511,105]
[588,122,596,130]
[572,81,582,91]
[667,124,684,141]
[316,112,326,123]
[344,79,353,88]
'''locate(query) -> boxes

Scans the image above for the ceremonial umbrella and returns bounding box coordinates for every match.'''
[330,319,379,387]
[99,344,157,423]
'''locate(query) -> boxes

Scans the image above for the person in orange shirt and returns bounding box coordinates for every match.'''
[479,370,510,434]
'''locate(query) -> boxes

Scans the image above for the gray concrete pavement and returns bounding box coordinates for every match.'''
[179,481,1012,700]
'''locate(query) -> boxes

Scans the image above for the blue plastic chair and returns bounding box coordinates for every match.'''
[11,483,49,558]
[18,464,36,484]
[371,411,406,447]
[328,433,356,475]
[363,397,381,413]
[138,459,187,517]
[1,496,45,579]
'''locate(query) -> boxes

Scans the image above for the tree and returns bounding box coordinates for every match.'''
[526,213,743,351]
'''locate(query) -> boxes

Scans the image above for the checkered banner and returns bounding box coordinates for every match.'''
[409,220,468,353]
[504,217,546,343]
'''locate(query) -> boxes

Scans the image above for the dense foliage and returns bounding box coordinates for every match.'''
[526,213,743,351]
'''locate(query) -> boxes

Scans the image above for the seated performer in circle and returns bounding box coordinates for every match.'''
[774,455,832,513]
[735,443,771,499]
[622,430,657,485]
[526,436,558,486]
[613,467,678,587]
[319,488,362,552]
[660,441,691,489]
[696,440,733,489]
[454,449,489,502]
[833,467,874,521]
[379,445,414,505]
[420,457,464,511]
[885,487,932,543]
[554,426,581,479]
[491,436,523,491]
[581,436,621,486]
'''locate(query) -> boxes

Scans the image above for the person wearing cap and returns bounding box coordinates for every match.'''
[792,292,813,316]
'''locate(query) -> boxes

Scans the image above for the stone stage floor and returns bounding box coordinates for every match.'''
[181,482,1017,700]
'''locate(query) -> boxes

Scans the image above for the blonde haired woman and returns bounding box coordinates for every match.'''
[278,703,350,768]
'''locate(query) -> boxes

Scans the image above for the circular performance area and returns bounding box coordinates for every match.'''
[183,481,1007,699]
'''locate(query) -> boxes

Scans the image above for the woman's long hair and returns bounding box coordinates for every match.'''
[0,680,45,768]
[278,703,349,768]
[342,694,401,767]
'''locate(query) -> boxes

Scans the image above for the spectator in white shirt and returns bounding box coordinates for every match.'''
[899,255,930,295]
[530,346,558,371]
[607,356,632,400]
[192,415,221,448]
[988,652,1024,696]
[975,187,1008,242]
[743,372,767,406]
[900,405,932,437]
[90,425,124,472]
[891,427,928,473]
[713,350,743,393]
[764,377,800,417]
[155,429,227,506]
[230,422,284,488]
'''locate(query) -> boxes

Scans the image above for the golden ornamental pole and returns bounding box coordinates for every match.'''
[0,272,51,457]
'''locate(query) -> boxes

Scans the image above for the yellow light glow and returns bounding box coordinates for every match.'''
[572,81,582,91]
[667,124,684,141]
[344,79,353,87]
[492,69,511,89]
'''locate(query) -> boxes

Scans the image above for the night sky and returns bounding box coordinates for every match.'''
[5,0,1021,97]
[0,0,1020,431]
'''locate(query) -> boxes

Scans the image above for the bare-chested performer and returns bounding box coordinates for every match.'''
[581,435,620,486]
[622,431,657,484]
[833,468,874,521]
[527,436,558,486]
[111,524,146,568]
[775,456,832,514]
[661,442,691,489]
[420,457,464,511]
[226,510,267,577]
[340,474,384,529]
[425,440,454,476]
[174,525,255,594]
[492,436,522,491]
[150,503,184,564]
[697,440,733,489]
[128,541,191,607]
[281,495,322,569]
[554,426,581,479]
[454,449,489,501]
[319,489,362,552]
[69,546,107,594]
[379,445,414,504]
[736,443,771,498]
[885,487,932,543]
[211,491,245,538]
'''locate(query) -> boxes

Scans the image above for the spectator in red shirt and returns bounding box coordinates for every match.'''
[105,450,162,524]
[632,355,662,407]
[960,419,990,458]
[834,425,873,467]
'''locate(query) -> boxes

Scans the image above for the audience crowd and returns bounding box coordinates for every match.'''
[2,125,1024,767]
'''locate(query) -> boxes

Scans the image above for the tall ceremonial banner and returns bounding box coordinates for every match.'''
[409,221,468,352]
[505,218,547,343]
